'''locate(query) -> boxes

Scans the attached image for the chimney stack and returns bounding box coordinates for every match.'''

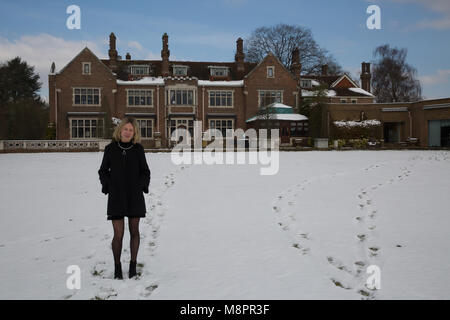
[360,62,371,93]
[126,52,131,60]
[321,64,328,75]
[108,32,118,70]
[235,37,245,78]
[291,47,302,83]
[161,33,170,77]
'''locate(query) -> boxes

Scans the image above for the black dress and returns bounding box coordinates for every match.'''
[98,140,151,220]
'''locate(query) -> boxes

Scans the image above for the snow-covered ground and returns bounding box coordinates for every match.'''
[0,150,449,300]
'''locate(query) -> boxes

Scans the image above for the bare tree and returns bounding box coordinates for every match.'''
[244,24,342,75]
[372,44,422,102]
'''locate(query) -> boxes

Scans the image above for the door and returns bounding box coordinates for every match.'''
[383,122,401,143]
[441,120,450,147]
[428,120,441,147]
[281,124,290,144]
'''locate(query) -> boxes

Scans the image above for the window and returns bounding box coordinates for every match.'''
[130,65,150,75]
[209,66,229,77]
[136,119,153,139]
[127,90,153,106]
[351,99,358,104]
[209,119,234,137]
[259,90,282,107]
[290,121,308,137]
[340,99,347,103]
[267,66,274,78]
[73,88,100,105]
[70,118,104,139]
[209,91,232,107]
[301,79,312,88]
[169,89,194,106]
[173,65,188,76]
[82,62,91,75]
[169,118,194,138]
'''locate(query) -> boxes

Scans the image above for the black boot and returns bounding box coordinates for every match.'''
[129,260,137,278]
[114,263,123,279]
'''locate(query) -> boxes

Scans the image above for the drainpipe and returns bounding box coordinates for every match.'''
[202,87,205,132]
[55,88,61,139]
[157,86,160,133]
[408,111,412,138]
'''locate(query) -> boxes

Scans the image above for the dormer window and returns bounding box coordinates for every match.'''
[82,62,91,75]
[301,79,312,88]
[130,65,150,75]
[173,65,188,76]
[209,66,229,77]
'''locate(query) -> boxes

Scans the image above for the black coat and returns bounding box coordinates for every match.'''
[98,141,151,218]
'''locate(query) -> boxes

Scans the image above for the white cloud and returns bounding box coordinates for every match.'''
[128,40,143,51]
[419,69,450,85]
[125,40,160,60]
[0,33,105,102]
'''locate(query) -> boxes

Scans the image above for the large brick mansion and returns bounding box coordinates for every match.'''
[48,32,450,148]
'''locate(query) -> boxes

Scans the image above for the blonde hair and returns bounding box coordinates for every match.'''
[112,117,141,144]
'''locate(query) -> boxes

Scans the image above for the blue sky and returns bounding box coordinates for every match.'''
[0,0,449,100]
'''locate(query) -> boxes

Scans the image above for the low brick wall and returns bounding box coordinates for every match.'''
[0,140,106,152]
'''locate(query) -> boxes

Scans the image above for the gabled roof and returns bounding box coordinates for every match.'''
[244,52,297,82]
[301,73,374,98]
[58,47,114,76]
[330,74,359,88]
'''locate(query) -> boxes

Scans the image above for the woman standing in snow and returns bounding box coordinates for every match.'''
[98,117,151,279]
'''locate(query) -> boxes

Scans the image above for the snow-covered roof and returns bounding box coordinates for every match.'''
[267,102,293,109]
[301,89,337,97]
[348,87,374,97]
[117,77,165,85]
[198,80,244,87]
[246,113,308,122]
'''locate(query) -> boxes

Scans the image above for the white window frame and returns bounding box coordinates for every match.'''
[208,66,229,77]
[127,89,154,107]
[208,118,235,137]
[167,87,196,106]
[267,66,274,78]
[208,90,234,108]
[173,65,188,76]
[351,99,358,104]
[70,118,104,139]
[130,65,150,75]
[258,90,283,107]
[72,87,101,106]
[301,79,312,88]
[136,118,154,139]
[340,99,347,103]
[82,62,91,75]
[168,118,194,139]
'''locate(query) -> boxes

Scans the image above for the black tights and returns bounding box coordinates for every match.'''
[111,217,140,264]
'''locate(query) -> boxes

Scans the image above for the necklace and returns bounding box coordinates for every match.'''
[117,141,133,155]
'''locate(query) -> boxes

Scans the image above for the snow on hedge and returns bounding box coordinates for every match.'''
[334,119,381,128]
